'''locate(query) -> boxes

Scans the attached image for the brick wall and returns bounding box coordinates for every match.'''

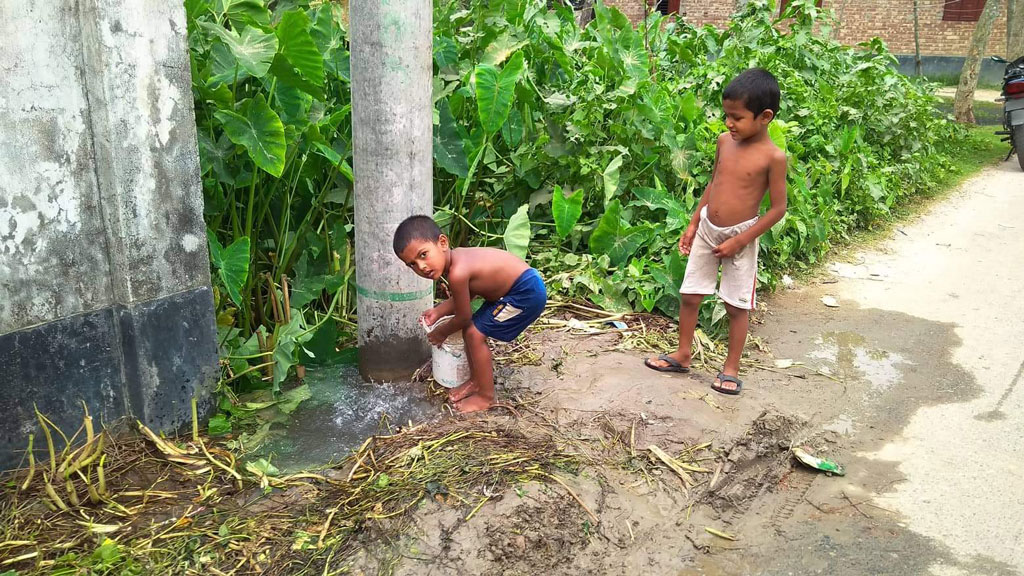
[677,0,739,27]
[601,0,1009,57]
[826,0,1006,57]
[603,0,647,22]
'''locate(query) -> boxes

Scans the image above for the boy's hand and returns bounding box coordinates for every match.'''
[679,228,697,255]
[427,328,447,347]
[421,308,441,327]
[712,237,744,258]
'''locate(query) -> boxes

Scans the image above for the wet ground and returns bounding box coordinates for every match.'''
[253,365,441,472]
[693,159,1024,575]
[337,162,1022,574]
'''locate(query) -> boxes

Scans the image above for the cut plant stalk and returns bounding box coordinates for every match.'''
[35,407,56,476]
[19,434,34,491]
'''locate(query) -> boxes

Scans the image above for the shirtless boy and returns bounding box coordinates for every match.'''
[394,215,547,412]
[645,68,787,395]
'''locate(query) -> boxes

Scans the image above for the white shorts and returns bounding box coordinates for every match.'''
[679,206,759,310]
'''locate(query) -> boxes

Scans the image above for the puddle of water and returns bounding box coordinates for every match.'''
[808,332,909,396]
[253,363,441,473]
[823,413,856,436]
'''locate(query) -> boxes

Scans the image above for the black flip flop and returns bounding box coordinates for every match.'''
[711,372,743,395]
[644,354,690,373]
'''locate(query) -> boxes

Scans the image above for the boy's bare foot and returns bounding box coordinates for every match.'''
[453,394,493,413]
[447,380,478,403]
[644,352,692,373]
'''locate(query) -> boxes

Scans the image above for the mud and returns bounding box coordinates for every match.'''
[344,164,1024,575]
[339,298,1002,575]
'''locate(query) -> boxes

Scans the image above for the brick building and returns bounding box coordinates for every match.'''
[602,0,1012,81]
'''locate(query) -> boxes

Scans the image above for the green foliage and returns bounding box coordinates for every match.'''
[207,413,232,436]
[431,0,965,322]
[475,52,526,134]
[503,204,532,258]
[551,185,583,238]
[191,0,970,402]
[48,539,143,576]
[207,233,250,307]
[188,0,352,397]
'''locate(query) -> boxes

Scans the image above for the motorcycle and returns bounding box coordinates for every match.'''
[992,55,1024,171]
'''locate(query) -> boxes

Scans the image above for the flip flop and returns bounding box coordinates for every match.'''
[711,372,743,395]
[644,354,690,373]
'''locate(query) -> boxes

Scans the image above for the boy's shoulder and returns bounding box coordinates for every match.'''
[719,130,786,163]
[447,246,496,277]
[764,139,787,166]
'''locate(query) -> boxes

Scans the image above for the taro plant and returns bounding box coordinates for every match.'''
[186,0,354,394]
[189,0,967,403]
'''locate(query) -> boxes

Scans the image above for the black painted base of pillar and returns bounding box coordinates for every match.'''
[358,334,431,383]
[0,286,218,471]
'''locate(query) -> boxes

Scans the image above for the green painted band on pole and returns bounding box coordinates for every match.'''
[356,284,433,302]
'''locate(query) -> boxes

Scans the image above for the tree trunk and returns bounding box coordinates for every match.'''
[955,0,1002,124]
[573,0,594,27]
[1009,0,1024,58]
[913,0,923,76]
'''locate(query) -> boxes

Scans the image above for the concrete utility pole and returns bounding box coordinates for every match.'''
[350,0,433,381]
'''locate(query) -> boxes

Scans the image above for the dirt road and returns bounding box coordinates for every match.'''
[935,87,1003,103]
[703,158,1024,575]
[354,161,1023,576]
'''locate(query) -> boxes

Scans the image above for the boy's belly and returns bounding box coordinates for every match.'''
[706,196,763,227]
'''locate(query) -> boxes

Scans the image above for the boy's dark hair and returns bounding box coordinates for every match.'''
[722,68,780,116]
[393,215,442,254]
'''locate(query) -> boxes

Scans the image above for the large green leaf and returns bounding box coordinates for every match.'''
[482,31,528,66]
[269,54,325,100]
[276,10,325,87]
[501,107,524,148]
[769,121,788,152]
[630,187,687,230]
[209,42,251,87]
[221,0,270,28]
[207,232,250,307]
[197,132,238,185]
[434,36,459,77]
[274,82,313,126]
[551,186,583,239]
[271,316,315,392]
[680,92,700,123]
[434,99,469,177]
[602,154,624,205]
[200,22,277,78]
[589,200,649,266]
[503,204,531,258]
[475,52,525,134]
[303,320,340,365]
[215,95,286,177]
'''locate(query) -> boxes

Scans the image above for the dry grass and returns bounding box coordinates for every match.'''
[0,407,581,576]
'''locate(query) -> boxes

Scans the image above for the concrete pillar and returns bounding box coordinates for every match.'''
[350,0,433,381]
[0,0,217,469]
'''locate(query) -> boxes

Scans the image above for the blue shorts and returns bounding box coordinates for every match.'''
[472,268,547,342]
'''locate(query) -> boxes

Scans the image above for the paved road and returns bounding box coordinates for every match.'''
[850,160,1024,572]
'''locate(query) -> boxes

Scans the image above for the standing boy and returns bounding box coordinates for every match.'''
[394,215,547,412]
[644,68,787,395]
